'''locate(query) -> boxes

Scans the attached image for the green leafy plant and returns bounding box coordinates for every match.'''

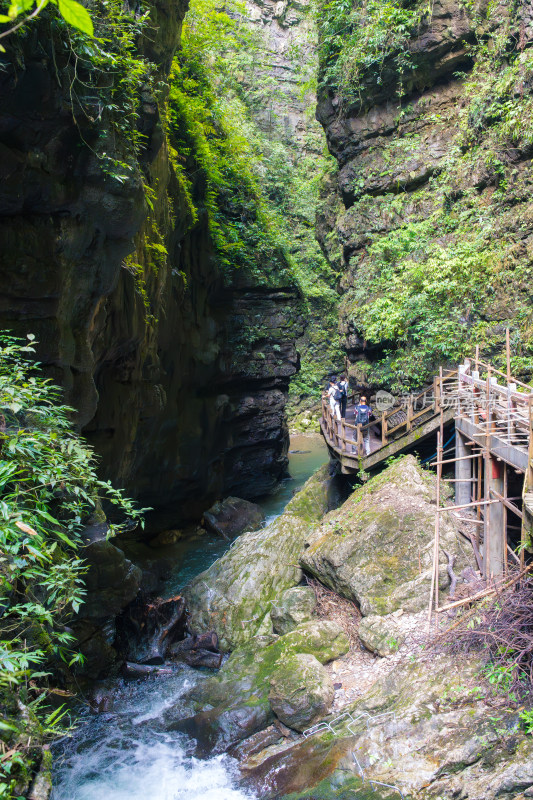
[0,334,142,798]
[519,708,533,734]
[0,0,93,47]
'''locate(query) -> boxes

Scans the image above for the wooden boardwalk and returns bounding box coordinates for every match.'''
[321,369,458,474]
[321,355,533,581]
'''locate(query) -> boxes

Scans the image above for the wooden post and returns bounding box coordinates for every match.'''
[503,463,508,576]
[476,454,483,536]
[434,375,440,413]
[407,396,413,432]
[506,327,511,385]
[484,369,492,581]
[357,423,363,457]
[341,417,346,451]
[381,412,387,446]
[521,396,533,569]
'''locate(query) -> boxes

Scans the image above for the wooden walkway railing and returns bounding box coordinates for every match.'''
[321,358,533,476]
[321,369,458,472]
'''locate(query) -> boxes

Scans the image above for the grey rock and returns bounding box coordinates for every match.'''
[184,465,335,651]
[270,586,317,634]
[202,496,265,539]
[358,614,405,657]
[269,653,334,731]
[301,456,474,616]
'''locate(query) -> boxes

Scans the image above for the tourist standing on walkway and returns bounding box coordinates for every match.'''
[356,395,372,456]
[338,374,349,419]
[327,378,341,421]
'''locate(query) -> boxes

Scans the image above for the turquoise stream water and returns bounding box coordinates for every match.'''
[51,435,328,800]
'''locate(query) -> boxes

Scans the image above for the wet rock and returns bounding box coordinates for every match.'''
[70,618,119,679]
[163,620,348,754]
[270,586,317,635]
[171,702,271,757]
[301,456,474,616]
[149,529,183,547]
[358,614,405,657]
[269,653,334,732]
[117,594,187,664]
[80,539,142,619]
[202,496,266,539]
[228,724,288,761]
[184,465,335,651]
[241,653,533,800]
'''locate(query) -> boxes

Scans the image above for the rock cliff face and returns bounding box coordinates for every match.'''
[315,0,533,391]
[0,2,302,530]
[243,0,344,408]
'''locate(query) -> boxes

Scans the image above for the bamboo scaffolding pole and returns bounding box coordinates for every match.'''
[485,368,492,581]
[488,487,523,520]
[428,430,442,630]
[437,498,501,513]
[429,453,484,467]
[506,327,512,385]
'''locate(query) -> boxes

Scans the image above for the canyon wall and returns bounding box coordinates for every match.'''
[0,2,303,530]
[316,0,533,393]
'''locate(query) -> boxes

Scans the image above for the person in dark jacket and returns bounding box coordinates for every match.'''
[338,374,349,419]
[355,395,372,455]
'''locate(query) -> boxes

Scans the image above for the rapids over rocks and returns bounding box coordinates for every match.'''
[50,438,328,800]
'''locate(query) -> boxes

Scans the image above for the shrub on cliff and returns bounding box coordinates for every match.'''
[0,334,141,798]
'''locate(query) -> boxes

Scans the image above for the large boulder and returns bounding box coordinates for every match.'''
[300,456,472,616]
[358,614,404,657]
[80,538,142,619]
[270,586,317,635]
[163,620,349,753]
[202,496,265,539]
[269,653,334,731]
[184,465,334,650]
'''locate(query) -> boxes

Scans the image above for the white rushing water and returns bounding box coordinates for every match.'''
[51,668,256,800]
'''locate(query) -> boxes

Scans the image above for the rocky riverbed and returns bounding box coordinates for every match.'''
[180,455,533,799]
[53,455,533,799]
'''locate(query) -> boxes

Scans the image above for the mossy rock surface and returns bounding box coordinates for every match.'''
[300,456,473,616]
[358,614,404,657]
[241,651,533,800]
[269,653,334,732]
[184,465,334,650]
[163,620,348,754]
[270,587,317,635]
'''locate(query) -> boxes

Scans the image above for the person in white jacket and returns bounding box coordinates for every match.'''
[327,378,341,421]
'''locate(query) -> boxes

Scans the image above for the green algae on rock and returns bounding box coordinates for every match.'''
[184,464,335,651]
[357,614,405,658]
[269,653,334,732]
[300,456,473,616]
[164,620,348,753]
[241,652,533,800]
[270,586,317,635]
